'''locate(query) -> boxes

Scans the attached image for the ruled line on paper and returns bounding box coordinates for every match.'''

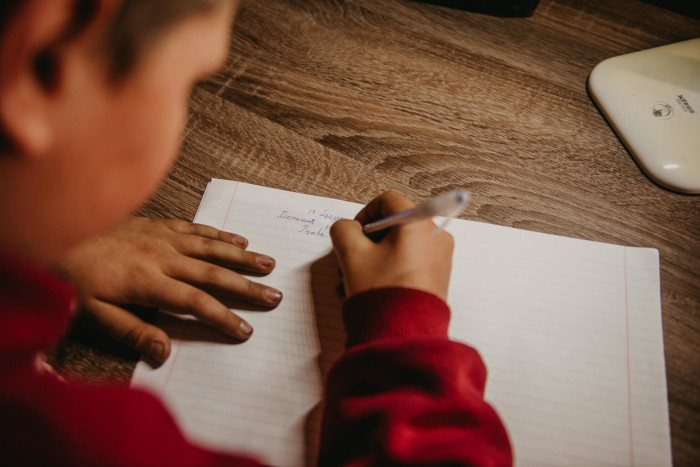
[159,333,184,398]
[624,247,634,467]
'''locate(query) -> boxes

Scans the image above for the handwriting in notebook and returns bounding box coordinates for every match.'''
[275,209,344,238]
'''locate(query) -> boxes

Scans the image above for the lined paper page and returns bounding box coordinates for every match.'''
[444,222,671,466]
[132,179,671,467]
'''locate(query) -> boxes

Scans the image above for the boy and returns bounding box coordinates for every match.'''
[0,0,511,465]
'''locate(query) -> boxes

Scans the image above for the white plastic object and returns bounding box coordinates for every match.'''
[588,38,700,194]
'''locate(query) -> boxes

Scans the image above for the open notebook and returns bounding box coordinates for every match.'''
[132,179,671,467]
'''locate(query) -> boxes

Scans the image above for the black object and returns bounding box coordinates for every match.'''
[639,0,700,20]
[413,0,540,17]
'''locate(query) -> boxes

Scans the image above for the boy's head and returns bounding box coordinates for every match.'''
[0,0,238,264]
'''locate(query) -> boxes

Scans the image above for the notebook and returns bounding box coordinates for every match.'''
[132,179,671,467]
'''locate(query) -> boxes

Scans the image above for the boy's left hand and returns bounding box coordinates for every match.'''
[52,217,282,366]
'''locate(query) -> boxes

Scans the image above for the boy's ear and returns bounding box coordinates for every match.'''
[0,0,119,159]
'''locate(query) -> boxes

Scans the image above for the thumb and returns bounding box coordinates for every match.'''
[81,298,172,367]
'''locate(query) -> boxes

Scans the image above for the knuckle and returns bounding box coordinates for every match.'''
[203,264,226,284]
[245,280,269,303]
[241,250,258,266]
[329,219,356,240]
[198,236,216,251]
[386,190,409,203]
[218,230,234,242]
[221,309,238,327]
[329,220,344,236]
[146,218,172,234]
[121,326,146,349]
[166,219,188,231]
[246,280,259,297]
[191,223,211,236]
[188,289,212,310]
[128,265,157,296]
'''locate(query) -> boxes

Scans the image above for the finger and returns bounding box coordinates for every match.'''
[142,276,267,340]
[330,219,364,250]
[355,190,416,225]
[80,298,171,367]
[172,234,275,274]
[161,219,248,249]
[330,219,370,261]
[165,258,283,308]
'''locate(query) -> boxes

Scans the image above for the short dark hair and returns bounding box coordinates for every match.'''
[1,0,221,79]
[0,0,222,153]
[101,0,221,79]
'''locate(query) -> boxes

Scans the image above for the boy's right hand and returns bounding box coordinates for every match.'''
[330,191,454,301]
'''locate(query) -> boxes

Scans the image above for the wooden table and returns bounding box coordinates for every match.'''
[53,0,699,464]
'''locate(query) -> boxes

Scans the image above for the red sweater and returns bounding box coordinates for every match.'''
[0,255,511,466]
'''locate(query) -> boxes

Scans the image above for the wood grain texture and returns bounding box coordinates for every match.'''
[54,0,699,464]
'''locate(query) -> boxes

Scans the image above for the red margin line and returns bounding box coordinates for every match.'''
[222,181,239,230]
[624,247,634,466]
[159,337,183,398]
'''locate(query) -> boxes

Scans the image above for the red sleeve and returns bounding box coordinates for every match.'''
[0,367,262,466]
[0,255,262,467]
[319,287,512,466]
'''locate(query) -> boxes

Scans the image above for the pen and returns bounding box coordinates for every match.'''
[363,190,471,234]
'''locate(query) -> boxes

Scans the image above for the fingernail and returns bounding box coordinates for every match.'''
[264,288,283,304]
[145,341,165,366]
[257,255,275,268]
[232,236,247,248]
[239,319,253,338]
